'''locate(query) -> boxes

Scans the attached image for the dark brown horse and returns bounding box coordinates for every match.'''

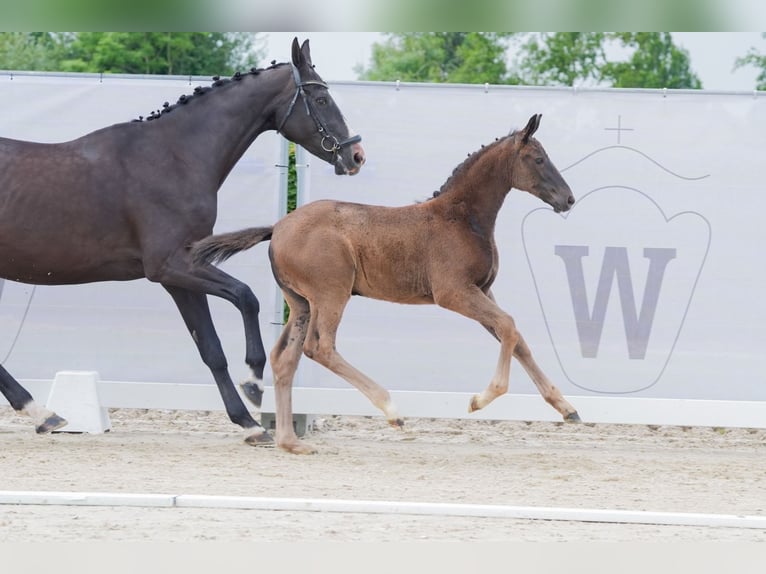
[192,114,580,454]
[0,38,365,445]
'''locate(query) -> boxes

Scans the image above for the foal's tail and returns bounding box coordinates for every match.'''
[191,227,274,265]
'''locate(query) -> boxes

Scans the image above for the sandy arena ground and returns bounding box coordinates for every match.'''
[1,405,765,542]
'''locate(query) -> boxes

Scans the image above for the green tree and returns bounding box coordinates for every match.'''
[57,32,259,75]
[0,33,66,70]
[357,32,517,84]
[600,33,702,89]
[1,33,260,76]
[514,33,607,87]
[734,33,766,91]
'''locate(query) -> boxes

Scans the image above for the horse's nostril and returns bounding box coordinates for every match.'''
[568,195,575,205]
[354,152,365,165]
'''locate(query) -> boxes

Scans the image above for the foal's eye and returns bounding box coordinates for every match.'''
[316,97,328,106]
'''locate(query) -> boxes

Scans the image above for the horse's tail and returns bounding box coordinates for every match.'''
[190,226,273,266]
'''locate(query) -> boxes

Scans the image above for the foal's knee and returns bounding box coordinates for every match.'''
[303,333,332,365]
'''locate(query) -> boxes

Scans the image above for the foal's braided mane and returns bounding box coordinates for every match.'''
[428,132,514,200]
[132,61,289,123]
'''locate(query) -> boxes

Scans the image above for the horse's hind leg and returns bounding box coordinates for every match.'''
[303,293,403,428]
[0,365,67,433]
[270,290,315,454]
[513,335,580,422]
[163,285,273,445]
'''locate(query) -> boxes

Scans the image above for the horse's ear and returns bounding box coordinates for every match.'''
[300,39,313,67]
[291,37,302,67]
[521,113,541,144]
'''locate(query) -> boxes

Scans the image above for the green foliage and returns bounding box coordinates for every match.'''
[514,33,607,87]
[357,33,518,84]
[360,32,702,90]
[283,143,297,324]
[0,32,261,76]
[0,32,67,70]
[600,33,702,89]
[734,33,766,91]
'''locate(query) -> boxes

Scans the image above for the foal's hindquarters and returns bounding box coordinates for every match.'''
[267,214,405,454]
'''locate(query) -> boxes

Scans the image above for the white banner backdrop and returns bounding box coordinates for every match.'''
[301,81,765,403]
[2,72,766,427]
[0,72,283,386]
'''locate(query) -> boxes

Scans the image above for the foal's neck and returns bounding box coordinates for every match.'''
[434,146,512,237]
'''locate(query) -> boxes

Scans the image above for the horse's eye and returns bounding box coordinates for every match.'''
[316,97,328,106]
[535,157,544,165]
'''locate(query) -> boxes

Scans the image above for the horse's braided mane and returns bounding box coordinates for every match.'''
[427,132,514,200]
[132,61,290,123]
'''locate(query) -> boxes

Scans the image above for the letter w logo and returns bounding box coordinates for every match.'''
[554,246,676,360]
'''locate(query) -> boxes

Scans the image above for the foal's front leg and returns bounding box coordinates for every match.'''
[435,285,579,421]
[484,289,579,421]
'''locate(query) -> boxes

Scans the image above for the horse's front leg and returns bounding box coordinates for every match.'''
[162,284,272,445]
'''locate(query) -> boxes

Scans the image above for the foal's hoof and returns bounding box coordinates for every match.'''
[244,429,274,447]
[35,414,68,434]
[565,411,582,423]
[280,441,318,455]
[240,381,264,409]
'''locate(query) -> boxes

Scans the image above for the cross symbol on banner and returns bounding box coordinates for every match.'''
[605,115,634,144]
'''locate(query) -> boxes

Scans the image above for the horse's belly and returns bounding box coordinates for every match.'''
[0,244,144,285]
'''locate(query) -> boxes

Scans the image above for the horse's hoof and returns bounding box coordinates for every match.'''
[389,418,405,429]
[468,396,481,413]
[565,411,582,423]
[35,414,68,434]
[244,429,274,447]
[240,381,264,408]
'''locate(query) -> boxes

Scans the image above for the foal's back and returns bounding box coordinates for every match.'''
[271,198,449,305]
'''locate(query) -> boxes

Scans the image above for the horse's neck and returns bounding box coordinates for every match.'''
[171,71,286,186]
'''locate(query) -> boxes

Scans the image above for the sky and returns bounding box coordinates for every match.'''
[262,32,765,91]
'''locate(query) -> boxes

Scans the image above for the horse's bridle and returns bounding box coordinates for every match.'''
[276,64,362,154]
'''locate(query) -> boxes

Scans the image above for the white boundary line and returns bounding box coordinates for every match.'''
[1,490,765,530]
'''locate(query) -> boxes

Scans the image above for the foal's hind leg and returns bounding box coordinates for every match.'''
[163,285,272,445]
[303,293,403,428]
[0,365,67,433]
[270,291,316,454]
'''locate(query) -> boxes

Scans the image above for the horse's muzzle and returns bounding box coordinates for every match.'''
[335,140,366,175]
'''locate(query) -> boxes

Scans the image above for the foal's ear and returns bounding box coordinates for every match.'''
[521,113,542,144]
